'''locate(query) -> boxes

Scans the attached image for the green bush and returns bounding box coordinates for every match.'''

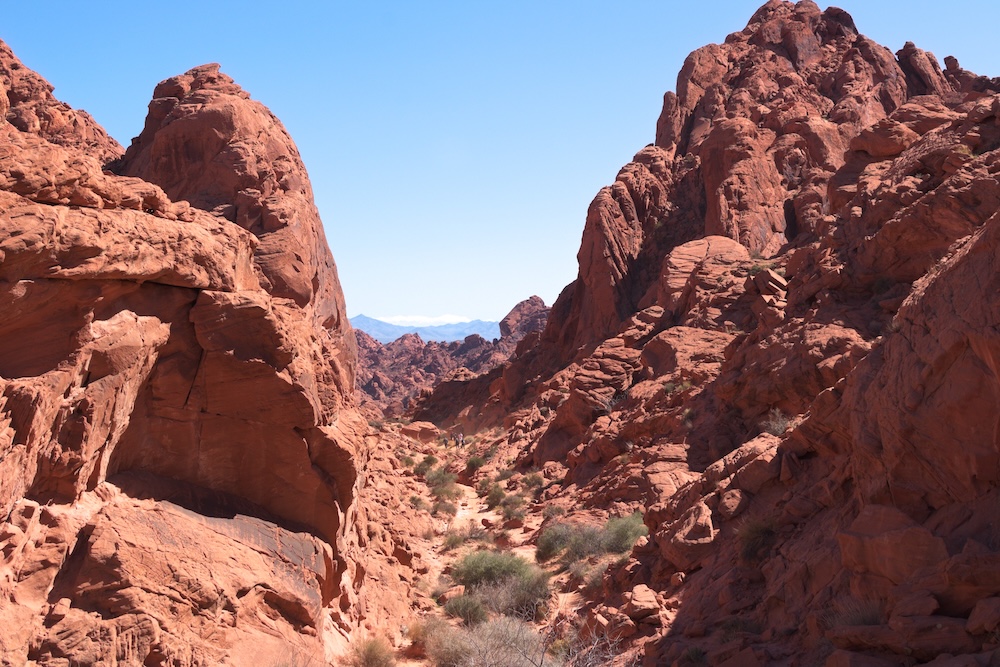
[500,494,526,521]
[602,512,648,553]
[426,466,457,488]
[563,525,605,562]
[535,523,575,562]
[523,472,544,489]
[433,500,458,517]
[414,455,439,477]
[453,551,533,588]
[451,552,549,622]
[443,523,491,551]
[485,485,506,509]
[496,468,516,481]
[444,594,488,626]
[346,637,396,667]
[410,495,429,511]
[431,482,462,501]
[400,455,415,468]
[541,505,566,520]
[443,532,467,551]
[466,456,486,473]
[538,513,647,565]
[478,567,550,620]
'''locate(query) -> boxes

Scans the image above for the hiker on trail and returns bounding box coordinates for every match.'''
[457,433,464,447]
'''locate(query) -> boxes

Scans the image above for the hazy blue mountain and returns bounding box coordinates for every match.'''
[350,315,501,343]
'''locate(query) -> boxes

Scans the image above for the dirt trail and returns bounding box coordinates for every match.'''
[391,439,583,665]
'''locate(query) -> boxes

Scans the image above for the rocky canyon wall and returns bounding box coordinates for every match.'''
[423,1,1000,663]
[0,46,416,666]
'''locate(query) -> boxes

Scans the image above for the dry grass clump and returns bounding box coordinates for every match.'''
[761,408,789,436]
[346,637,396,667]
[424,617,551,667]
[737,516,777,563]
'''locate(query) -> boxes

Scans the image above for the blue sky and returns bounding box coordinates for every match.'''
[4,2,998,323]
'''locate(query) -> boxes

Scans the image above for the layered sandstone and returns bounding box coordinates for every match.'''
[0,48,417,665]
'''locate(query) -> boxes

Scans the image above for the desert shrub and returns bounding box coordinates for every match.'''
[346,636,396,667]
[466,456,486,473]
[682,646,707,664]
[564,631,638,667]
[761,408,789,436]
[431,482,462,501]
[717,617,762,643]
[523,472,544,489]
[737,517,777,562]
[453,551,533,588]
[541,505,566,520]
[443,532,467,551]
[443,523,492,551]
[602,512,648,553]
[500,494,526,521]
[824,598,883,628]
[425,617,547,667]
[478,567,550,620]
[426,466,458,488]
[452,552,549,621]
[540,513,646,565]
[444,594,488,626]
[424,621,473,667]
[496,468,516,481]
[536,522,575,562]
[400,455,415,468]
[486,485,506,509]
[562,525,605,563]
[476,477,493,496]
[410,495,429,511]
[432,500,458,517]
[414,455,439,477]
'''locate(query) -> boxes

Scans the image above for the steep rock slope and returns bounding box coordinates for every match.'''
[0,49,419,665]
[358,296,548,417]
[421,2,1000,664]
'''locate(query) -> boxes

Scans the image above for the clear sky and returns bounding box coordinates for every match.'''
[4,2,998,323]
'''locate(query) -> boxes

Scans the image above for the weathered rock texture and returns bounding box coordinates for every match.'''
[358,296,548,417]
[0,47,419,665]
[424,1,1000,664]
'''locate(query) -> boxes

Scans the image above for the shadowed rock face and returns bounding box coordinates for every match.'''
[0,49,414,665]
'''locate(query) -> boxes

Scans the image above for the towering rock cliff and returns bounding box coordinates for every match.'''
[0,47,418,665]
[427,1,1000,663]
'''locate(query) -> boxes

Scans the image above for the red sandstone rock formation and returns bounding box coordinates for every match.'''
[436,2,1000,663]
[0,47,420,665]
[356,296,548,417]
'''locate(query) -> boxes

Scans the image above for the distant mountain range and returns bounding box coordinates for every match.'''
[350,315,501,343]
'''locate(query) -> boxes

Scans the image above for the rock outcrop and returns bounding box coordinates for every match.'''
[357,296,548,417]
[0,46,417,665]
[433,2,1000,664]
